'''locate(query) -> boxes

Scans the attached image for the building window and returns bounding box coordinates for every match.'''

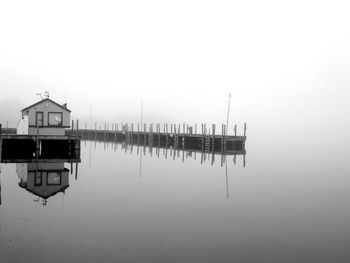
[48,112,63,126]
[35,172,42,186]
[36,112,43,126]
[47,172,61,185]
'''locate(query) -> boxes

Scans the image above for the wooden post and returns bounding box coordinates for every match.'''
[223,124,226,151]
[6,121,8,136]
[0,124,2,166]
[75,162,78,180]
[182,123,185,148]
[71,120,74,134]
[137,123,140,144]
[212,124,215,151]
[131,123,134,143]
[221,124,224,152]
[165,124,168,147]
[158,124,161,145]
[201,124,204,151]
[36,122,39,158]
[76,119,79,138]
[234,124,237,136]
[244,123,247,136]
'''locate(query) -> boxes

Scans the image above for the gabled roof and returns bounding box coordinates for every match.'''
[19,183,70,199]
[21,98,71,113]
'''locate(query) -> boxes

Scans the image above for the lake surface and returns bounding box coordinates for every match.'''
[1,133,350,263]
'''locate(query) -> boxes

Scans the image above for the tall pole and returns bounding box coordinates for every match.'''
[226,93,232,136]
[140,101,144,127]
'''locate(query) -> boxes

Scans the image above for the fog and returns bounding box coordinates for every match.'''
[1,0,350,134]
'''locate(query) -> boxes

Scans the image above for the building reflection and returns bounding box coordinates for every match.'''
[16,162,74,205]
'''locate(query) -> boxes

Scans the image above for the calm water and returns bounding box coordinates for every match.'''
[0,133,350,263]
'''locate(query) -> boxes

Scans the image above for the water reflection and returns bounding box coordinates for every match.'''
[96,139,246,167]
[87,138,246,200]
[16,161,76,206]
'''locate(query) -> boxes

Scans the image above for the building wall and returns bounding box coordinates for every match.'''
[28,127,65,135]
[17,116,29,135]
[22,100,70,135]
[23,101,70,127]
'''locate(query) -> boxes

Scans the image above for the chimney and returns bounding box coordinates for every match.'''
[63,103,67,109]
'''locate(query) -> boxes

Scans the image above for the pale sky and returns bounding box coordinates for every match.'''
[1,0,350,134]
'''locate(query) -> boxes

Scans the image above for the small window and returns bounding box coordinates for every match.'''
[47,172,61,185]
[36,112,43,126]
[35,172,42,186]
[48,112,62,126]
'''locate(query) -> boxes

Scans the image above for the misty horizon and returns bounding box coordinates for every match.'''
[1,1,350,134]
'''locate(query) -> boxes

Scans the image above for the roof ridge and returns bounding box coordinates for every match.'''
[21,98,71,112]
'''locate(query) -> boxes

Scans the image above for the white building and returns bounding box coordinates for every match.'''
[20,98,71,136]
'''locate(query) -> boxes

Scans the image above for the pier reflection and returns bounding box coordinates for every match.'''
[87,137,246,200]
[94,138,246,167]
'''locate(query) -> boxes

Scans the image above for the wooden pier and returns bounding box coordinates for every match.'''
[67,122,247,155]
[1,121,246,163]
[0,124,81,163]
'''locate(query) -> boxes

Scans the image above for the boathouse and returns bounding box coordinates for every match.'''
[21,98,71,136]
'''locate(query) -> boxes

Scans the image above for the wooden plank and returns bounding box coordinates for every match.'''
[3,135,79,140]
[1,158,81,163]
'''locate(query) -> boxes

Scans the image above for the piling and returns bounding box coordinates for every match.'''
[76,119,79,137]
[137,123,140,143]
[0,124,2,162]
[201,124,204,152]
[212,124,215,151]
[131,123,134,144]
[221,124,224,152]
[36,122,39,158]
